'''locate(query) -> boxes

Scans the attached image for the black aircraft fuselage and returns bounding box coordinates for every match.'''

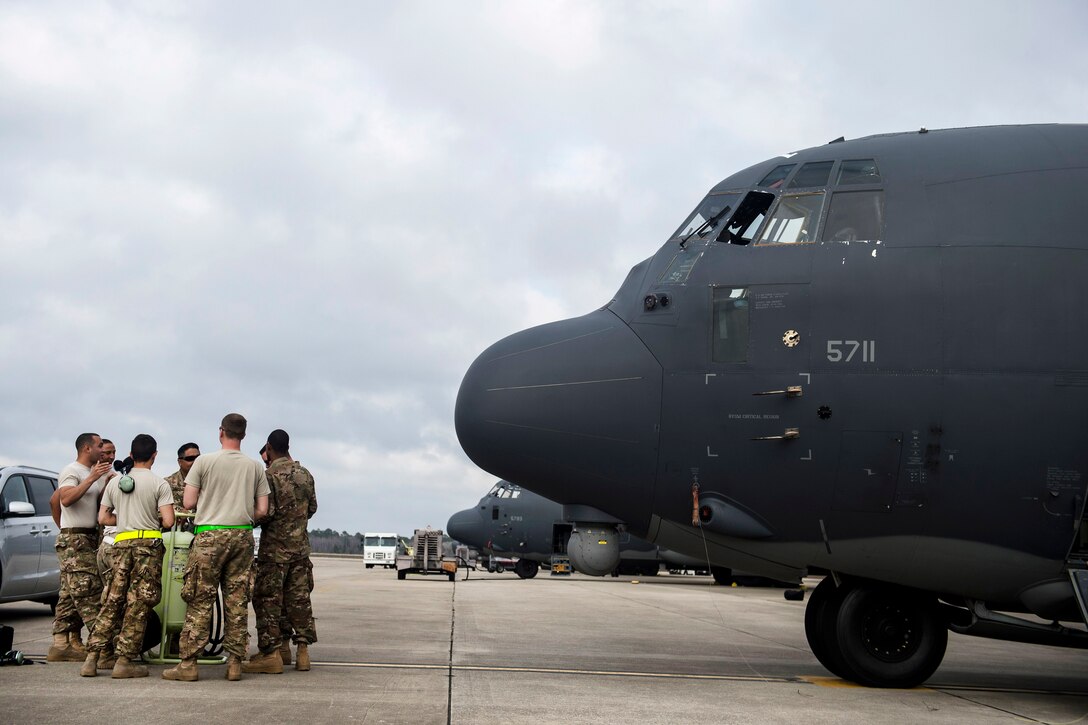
[456,124,1088,687]
[447,481,708,579]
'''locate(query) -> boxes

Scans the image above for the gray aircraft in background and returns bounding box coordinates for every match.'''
[456,124,1088,688]
[447,480,718,579]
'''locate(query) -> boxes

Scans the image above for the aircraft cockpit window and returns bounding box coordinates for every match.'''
[837,158,882,185]
[669,192,740,242]
[824,190,885,242]
[721,191,775,245]
[711,287,749,363]
[757,164,796,189]
[756,192,826,244]
[788,161,834,189]
[487,483,502,497]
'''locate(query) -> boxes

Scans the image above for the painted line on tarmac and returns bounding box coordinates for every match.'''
[800,676,1088,698]
[315,661,798,683]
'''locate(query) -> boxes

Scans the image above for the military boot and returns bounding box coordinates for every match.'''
[295,643,311,672]
[162,658,199,682]
[98,649,117,670]
[241,650,283,674]
[79,652,98,677]
[278,638,292,666]
[225,654,243,681]
[111,656,149,679]
[67,631,88,655]
[47,633,84,662]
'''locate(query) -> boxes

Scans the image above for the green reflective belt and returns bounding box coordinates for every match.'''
[194,524,254,534]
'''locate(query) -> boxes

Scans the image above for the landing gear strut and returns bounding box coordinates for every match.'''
[804,577,947,688]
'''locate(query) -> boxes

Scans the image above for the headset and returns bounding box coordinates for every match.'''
[113,457,136,494]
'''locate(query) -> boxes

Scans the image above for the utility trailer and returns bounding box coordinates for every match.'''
[396,528,458,581]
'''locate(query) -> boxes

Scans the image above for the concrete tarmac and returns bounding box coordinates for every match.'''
[3,557,1088,724]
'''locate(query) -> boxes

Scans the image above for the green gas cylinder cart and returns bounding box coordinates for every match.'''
[142,514,227,665]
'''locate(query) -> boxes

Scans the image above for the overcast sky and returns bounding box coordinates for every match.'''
[1,1,1085,536]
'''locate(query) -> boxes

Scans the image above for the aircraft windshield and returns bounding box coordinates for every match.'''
[488,483,521,498]
[669,193,740,241]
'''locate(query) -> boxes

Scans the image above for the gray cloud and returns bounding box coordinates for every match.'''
[1,0,1086,535]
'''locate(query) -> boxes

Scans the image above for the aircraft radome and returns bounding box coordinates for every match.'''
[456,124,1088,687]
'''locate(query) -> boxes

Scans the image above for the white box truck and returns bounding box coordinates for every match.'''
[363,532,399,569]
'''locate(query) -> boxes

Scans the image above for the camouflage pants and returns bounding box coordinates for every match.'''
[179,528,253,660]
[97,541,117,589]
[88,540,164,658]
[52,532,101,636]
[51,576,83,636]
[252,557,317,653]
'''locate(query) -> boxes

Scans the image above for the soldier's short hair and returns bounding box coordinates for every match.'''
[267,429,290,455]
[101,439,114,448]
[75,433,99,452]
[221,413,247,440]
[131,434,157,463]
[177,442,199,458]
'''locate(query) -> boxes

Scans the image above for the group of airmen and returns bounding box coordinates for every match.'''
[46,412,318,681]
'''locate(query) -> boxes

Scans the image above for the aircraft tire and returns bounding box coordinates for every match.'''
[711,566,733,586]
[834,583,947,688]
[514,559,539,579]
[804,578,855,680]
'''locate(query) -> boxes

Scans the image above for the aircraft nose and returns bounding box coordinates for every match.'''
[446,507,483,545]
[455,309,662,528]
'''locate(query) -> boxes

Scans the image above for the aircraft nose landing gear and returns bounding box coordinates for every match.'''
[805,577,947,688]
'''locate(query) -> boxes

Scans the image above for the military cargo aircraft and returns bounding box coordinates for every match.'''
[447,480,716,579]
[456,124,1088,687]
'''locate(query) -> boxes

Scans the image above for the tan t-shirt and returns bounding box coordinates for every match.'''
[100,468,173,533]
[184,449,270,526]
[58,461,106,528]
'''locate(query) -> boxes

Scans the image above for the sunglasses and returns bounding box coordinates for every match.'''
[180,454,200,462]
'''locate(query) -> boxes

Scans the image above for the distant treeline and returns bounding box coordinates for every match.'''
[309,529,364,555]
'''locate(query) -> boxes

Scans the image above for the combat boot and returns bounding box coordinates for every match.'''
[98,650,117,670]
[79,652,98,677]
[67,631,88,655]
[279,638,292,666]
[241,650,283,674]
[47,633,84,662]
[162,658,199,682]
[295,643,310,672]
[225,654,243,681]
[111,656,149,679]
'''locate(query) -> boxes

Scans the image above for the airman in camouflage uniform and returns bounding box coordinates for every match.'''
[244,429,318,674]
[81,434,175,678]
[49,433,111,664]
[47,488,86,661]
[163,413,269,683]
[163,442,199,529]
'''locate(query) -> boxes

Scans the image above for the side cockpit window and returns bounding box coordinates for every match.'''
[711,287,749,363]
[824,190,885,242]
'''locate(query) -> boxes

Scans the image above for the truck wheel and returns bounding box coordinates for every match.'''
[397,570,406,580]
[366,564,373,569]
[448,573,456,582]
